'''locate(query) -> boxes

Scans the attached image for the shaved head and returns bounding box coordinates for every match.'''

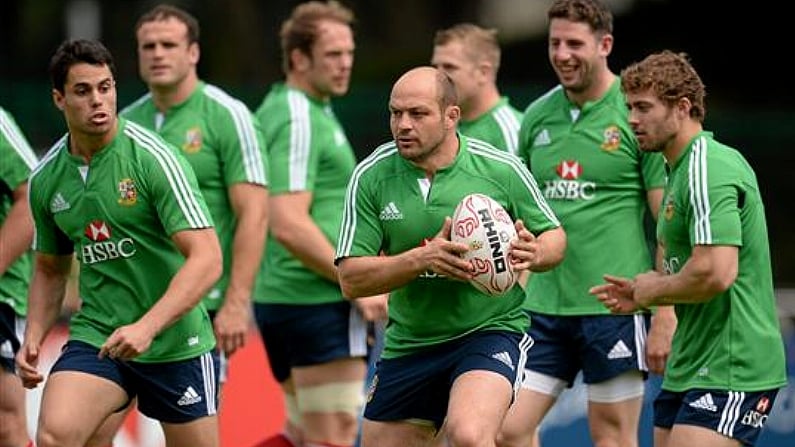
[391,66,457,110]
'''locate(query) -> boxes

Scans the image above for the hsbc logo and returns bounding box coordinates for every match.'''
[545,160,595,200]
[556,160,582,180]
[81,220,136,264]
[85,220,111,241]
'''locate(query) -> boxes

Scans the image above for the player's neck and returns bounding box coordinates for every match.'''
[567,70,615,108]
[461,87,500,122]
[69,119,119,163]
[150,72,199,112]
[663,120,703,165]
[286,75,330,102]
[412,133,460,179]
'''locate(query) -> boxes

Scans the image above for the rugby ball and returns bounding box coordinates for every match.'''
[451,193,518,296]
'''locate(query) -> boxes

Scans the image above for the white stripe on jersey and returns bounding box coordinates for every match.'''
[493,105,520,155]
[287,90,311,191]
[203,85,267,185]
[119,92,153,118]
[29,135,69,251]
[0,108,38,169]
[337,142,397,258]
[125,122,211,228]
[467,138,560,226]
[688,136,712,244]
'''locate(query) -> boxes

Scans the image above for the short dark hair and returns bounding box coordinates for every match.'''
[548,0,613,35]
[49,39,116,93]
[136,4,200,44]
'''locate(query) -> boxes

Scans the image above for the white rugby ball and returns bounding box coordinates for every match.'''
[451,193,518,296]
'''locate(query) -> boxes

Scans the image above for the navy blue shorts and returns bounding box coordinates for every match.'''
[363,330,533,430]
[654,388,781,446]
[51,340,219,423]
[254,300,368,383]
[525,312,650,385]
[0,302,24,372]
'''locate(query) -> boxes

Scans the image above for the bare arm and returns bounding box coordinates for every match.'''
[269,191,338,282]
[591,245,738,313]
[647,239,676,374]
[338,217,471,298]
[16,253,72,388]
[99,228,222,359]
[647,187,664,219]
[0,182,33,275]
[509,221,566,273]
[214,183,268,355]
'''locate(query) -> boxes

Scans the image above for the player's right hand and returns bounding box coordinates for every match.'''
[424,217,472,281]
[15,342,44,389]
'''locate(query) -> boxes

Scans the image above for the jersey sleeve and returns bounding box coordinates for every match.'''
[685,149,742,247]
[263,92,318,194]
[0,108,38,191]
[28,171,73,255]
[335,166,383,262]
[506,155,560,234]
[143,139,215,235]
[640,150,667,191]
[214,98,269,188]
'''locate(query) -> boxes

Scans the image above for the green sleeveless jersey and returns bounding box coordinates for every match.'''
[253,83,357,305]
[121,82,268,310]
[336,135,560,358]
[0,107,38,316]
[658,132,786,392]
[518,80,666,315]
[28,119,216,362]
[458,97,523,155]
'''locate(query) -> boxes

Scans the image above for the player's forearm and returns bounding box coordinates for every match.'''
[0,197,33,275]
[225,206,268,305]
[25,262,70,346]
[272,219,338,283]
[530,227,566,272]
[139,243,222,335]
[645,253,735,306]
[338,248,427,298]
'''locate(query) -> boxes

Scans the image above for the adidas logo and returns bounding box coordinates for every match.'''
[379,202,403,221]
[533,129,551,147]
[607,340,632,359]
[50,192,71,213]
[689,393,718,412]
[491,351,515,371]
[177,386,202,406]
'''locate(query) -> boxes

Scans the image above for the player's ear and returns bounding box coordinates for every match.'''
[445,104,460,129]
[52,89,65,111]
[291,48,311,72]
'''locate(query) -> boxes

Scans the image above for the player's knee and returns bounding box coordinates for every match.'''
[496,425,537,447]
[36,424,80,447]
[296,380,364,435]
[444,419,492,447]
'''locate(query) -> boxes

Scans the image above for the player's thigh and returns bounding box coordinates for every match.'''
[361,419,435,447]
[84,400,135,447]
[38,371,127,445]
[292,357,367,386]
[498,387,557,445]
[161,415,219,447]
[667,424,741,447]
[0,368,25,417]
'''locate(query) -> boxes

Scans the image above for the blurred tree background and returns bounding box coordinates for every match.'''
[1,0,793,284]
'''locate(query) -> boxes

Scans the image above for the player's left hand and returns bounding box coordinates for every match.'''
[99,322,155,360]
[589,274,640,314]
[509,220,540,271]
[646,307,676,374]
[354,293,388,322]
[214,295,252,356]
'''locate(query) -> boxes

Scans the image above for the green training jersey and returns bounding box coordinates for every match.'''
[253,83,356,305]
[28,118,216,362]
[121,82,268,311]
[336,135,560,358]
[518,80,665,315]
[0,107,38,316]
[458,97,523,155]
[658,132,786,392]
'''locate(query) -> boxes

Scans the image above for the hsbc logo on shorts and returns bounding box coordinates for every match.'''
[544,160,596,200]
[81,220,136,264]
